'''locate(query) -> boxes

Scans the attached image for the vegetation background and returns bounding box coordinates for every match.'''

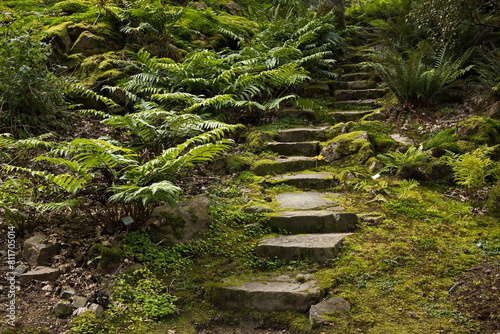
[0,0,498,333]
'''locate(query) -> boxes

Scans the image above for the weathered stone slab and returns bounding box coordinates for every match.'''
[310,297,351,328]
[256,233,352,262]
[330,110,376,123]
[390,133,413,146]
[336,99,381,108]
[266,211,358,234]
[335,88,387,101]
[275,192,340,210]
[278,128,327,142]
[213,276,324,312]
[22,233,60,267]
[265,173,337,189]
[339,72,371,81]
[251,157,326,176]
[266,141,319,157]
[20,266,60,283]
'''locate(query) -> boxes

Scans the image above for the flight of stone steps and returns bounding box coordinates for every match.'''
[302,51,388,123]
[211,127,360,325]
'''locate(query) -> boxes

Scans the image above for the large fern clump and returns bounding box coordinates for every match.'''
[362,42,474,109]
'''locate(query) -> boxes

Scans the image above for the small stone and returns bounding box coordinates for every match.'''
[19,266,60,283]
[60,286,76,299]
[310,297,351,328]
[243,206,273,213]
[11,264,29,277]
[88,303,104,317]
[71,296,88,308]
[73,307,87,316]
[58,262,74,274]
[22,233,60,267]
[54,301,73,318]
[41,284,53,291]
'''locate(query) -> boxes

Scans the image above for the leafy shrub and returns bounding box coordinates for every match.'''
[0,28,66,135]
[362,42,474,109]
[377,144,432,179]
[112,268,178,320]
[70,311,100,334]
[444,145,500,191]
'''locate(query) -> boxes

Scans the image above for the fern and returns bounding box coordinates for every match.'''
[377,144,432,179]
[108,180,181,208]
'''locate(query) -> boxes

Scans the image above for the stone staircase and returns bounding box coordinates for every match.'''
[211,127,359,323]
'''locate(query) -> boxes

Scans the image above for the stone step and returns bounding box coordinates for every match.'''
[256,233,352,262]
[251,157,326,176]
[265,210,358,234]
[278,127,327,142]
[212,275,324,312]
[275,192,343,210]
[336,99,382,108]
[339,72,372,81]
[330,110,380,123]
[266,141,319,157]
[265,173,337,189]
[335,88,387,101]
[340,80,378,90]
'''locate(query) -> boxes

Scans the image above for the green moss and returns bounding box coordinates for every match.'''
[427,117,500,154]
[226,154,255,173]
[88,243,124,273]
[50,0,90,14]
[245,130,275,153]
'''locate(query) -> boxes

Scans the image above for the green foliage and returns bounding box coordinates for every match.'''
[113,268,178,320]
[362,42,474,108]
[0,27,66,135]
[124,229,192,273]
[409,0,499,48]
[70,311,99,334]
[101,0,185,59]
[377,144,432,179]
[475,47,500,92]
[444,145,500,191]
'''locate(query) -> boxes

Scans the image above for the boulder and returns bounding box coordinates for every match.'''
[87,243,124,274]
[22,233,60,267]
[54,301,73,318]
[146,194,211,244]
[88,303,104,317]
[71,296,88,309]
[320,131,374,163]
[309,297,351,328]
[19,267,60,283]
[70,30,108,56]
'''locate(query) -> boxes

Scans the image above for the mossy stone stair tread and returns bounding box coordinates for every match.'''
[330,109,382,122]
[265,173,337,189]
[256,233,352,262]
[275,191,342,210]
[251,156,326,176]
[339,72,372,81]
[335,99,382,108]
[278,127,328,142]
[212,275,324,312]
[266,141,319,157]
[265,210,358,234]
[335,88,387,101]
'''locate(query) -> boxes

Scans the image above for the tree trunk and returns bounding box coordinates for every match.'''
[317,0,346,30]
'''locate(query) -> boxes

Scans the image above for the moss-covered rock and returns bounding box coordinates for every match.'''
[426,116,500,153]
[456,116,500,144]
[70,30,108,56]
[246,130,276,153]
[146,194,212,244]
[88,243,125,274]
[45,22,72,54]
[320,131,375,164]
